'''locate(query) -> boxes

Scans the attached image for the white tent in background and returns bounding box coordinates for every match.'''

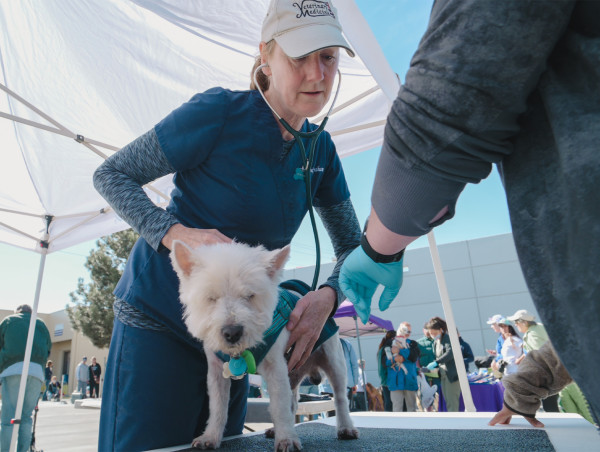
[0,1,472,449]
[0,0,397,253]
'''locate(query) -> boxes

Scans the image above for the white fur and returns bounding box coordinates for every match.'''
[171,241,358,451]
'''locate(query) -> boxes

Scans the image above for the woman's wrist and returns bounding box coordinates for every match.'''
[161,223,184,250]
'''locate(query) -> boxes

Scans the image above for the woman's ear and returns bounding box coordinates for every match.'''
[259,41,272,76]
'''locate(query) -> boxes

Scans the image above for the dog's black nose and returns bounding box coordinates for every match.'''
[222,325,243,344]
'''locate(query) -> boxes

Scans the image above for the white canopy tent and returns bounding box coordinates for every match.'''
[0,1,472,449]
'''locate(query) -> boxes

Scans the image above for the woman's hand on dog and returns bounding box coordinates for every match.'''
[162,223,232,250]
[286,287,337,371]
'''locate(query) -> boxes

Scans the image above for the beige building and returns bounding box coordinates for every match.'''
[0,308,109,396]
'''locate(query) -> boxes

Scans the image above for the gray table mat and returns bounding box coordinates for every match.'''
[175,423,555,451]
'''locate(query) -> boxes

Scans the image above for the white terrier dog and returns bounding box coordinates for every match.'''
[171,241,358,451]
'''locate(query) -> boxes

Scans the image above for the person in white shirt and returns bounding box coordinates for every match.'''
[498,321,523,376]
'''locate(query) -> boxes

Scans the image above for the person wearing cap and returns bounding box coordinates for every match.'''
[75,356,89,399]
[93,0,360,449]
[508,310,549,357]
[507,309,559,412]
[497,319,523,375]
[475,314,506,370]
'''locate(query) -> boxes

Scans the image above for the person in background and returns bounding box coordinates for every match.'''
[340,338,360,410]
[386,322,419,412]
[475,314,505,370]
[497,320,523,376]
[93,0,361,448]
[508,309,559,412]
[377,330,396,412]
[339,0,599,424]
[47,375,62,402]
[352,359,367,412]
[42,359,53,401]
[0,304,52,452]
[425,317,461,412]
[88,356,102,398]
[75,357,89,399]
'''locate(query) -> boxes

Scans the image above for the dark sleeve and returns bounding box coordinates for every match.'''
[372,0,575,235]
[435,336,454,365]
[315,198,361,310]
[407,340,421,363]
[93,129,179,251]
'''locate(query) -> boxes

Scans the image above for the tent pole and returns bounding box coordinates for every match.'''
[353,316,368,411]
[9,216,51,452]
[427,231,476,412]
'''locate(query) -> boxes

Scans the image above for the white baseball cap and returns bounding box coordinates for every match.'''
[261,0,355,58]
[486,314,505,325]
[507,309,536,322]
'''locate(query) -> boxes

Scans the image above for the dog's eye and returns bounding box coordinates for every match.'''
[243,294,255,302]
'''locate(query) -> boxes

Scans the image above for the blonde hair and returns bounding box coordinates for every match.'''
[250,40,276,91]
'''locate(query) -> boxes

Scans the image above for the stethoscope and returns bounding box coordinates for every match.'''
[253,63,342,291]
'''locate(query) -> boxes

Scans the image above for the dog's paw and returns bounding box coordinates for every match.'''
[265,427,275,438]
[274,437,302,451]
[337,427,359,440]
[191,434,221,450]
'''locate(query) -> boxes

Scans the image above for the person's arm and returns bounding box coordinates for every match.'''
[434,336,454,365]
[93,129,179,251]
[315,198,361,313]
[340,1,574,321]
[489,341,572,427]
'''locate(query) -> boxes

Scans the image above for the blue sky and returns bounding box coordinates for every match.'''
[0,0,511,313]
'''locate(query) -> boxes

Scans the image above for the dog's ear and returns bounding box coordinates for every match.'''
[170,240,197,278]
[266,245,290,279]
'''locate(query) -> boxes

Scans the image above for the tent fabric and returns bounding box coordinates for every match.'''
[334,300,394,338]
[0,0,399,254]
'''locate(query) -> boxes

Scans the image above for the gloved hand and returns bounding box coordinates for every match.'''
[339,245,404,324]
[426,361,439,370]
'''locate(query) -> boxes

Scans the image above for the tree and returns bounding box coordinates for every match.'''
[67,229,139,348]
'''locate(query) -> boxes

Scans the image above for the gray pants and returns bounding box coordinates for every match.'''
[390,389,417,412]
[441,373,461,412]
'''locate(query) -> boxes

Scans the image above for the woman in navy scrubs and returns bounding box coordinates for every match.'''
[93,1,361,450]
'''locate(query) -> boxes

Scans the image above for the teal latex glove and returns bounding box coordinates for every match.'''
[339,245,404,324]
[427,361,438,370]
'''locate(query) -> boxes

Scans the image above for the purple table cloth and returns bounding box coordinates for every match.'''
[438,380,505,412]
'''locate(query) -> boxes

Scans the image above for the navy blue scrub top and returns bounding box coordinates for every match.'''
[114,88,350,347]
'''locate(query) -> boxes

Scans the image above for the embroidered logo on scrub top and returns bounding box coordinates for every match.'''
[310,166,324,173]
[293,1,335,19]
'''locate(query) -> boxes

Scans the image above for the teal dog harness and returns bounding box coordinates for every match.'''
[219,279,339,379]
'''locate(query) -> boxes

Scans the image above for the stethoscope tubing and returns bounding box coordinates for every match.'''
[252,63,343,290]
